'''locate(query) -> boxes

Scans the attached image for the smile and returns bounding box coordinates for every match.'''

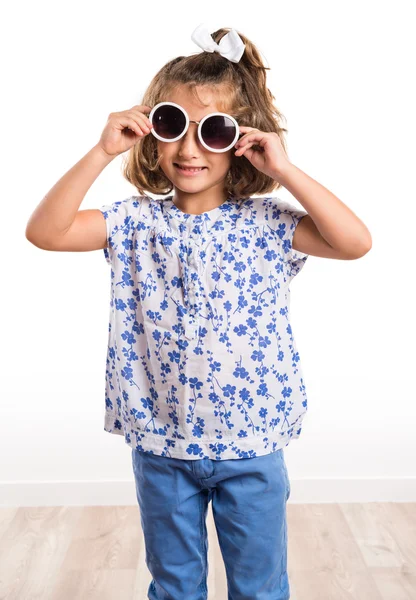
[174,164,207,175]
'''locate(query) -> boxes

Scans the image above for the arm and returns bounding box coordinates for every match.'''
[25,144,115,250]
[275,163,373,260]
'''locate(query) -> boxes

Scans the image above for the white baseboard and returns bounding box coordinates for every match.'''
[1,478,415,507]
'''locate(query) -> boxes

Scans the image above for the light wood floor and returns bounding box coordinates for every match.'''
[0,502,415,599]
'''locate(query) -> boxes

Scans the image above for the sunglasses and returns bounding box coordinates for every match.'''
[148,101,240,153]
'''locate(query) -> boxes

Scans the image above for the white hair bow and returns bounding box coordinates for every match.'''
[191,23,246,64]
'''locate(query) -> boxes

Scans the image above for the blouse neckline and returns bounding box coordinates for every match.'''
[162,195,237,224]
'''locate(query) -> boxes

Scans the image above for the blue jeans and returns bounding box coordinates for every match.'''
[131,448,291,600]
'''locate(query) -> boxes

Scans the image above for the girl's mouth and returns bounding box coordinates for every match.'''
[174,164,207,176]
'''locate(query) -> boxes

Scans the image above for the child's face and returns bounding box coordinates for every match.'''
[156,85,233,198]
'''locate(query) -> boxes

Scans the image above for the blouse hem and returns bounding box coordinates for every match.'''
[103,411,308,460]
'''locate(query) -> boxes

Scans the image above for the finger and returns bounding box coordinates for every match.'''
[129,113,152,134]
[236,129,261,142]
[235,142,249,155]
[123,117,148,137]
[129,109,153,129]
[131,117,150,135]
[238,126,258,133]
[235,140,257,155]
[133,105,152,114]
[235,133,257,149]
[236,146,248,156]
[235,135,249,148]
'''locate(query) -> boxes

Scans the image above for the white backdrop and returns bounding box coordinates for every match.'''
[2,0,415,506]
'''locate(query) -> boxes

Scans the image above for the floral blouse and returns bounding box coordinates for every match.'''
[99,194,310,460]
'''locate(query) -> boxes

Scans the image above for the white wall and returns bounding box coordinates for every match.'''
[2,0,415,506]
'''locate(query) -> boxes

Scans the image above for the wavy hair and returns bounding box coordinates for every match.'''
[122,27,290,200]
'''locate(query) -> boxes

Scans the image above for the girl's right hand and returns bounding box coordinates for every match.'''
[97,105,154,157]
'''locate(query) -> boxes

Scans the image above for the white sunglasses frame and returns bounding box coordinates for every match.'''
[148,101,240,153]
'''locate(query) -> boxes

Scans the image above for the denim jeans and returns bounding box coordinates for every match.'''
[131,448,291,600]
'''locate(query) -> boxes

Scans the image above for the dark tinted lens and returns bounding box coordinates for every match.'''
[201,115,236,149]
[152,105,186,140]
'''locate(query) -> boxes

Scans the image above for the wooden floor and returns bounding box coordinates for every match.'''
[0,502,415,599]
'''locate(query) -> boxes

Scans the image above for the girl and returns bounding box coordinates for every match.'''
[26,23,372,600]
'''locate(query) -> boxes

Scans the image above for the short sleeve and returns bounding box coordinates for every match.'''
[263,196,309,279]
[98,195,148,266]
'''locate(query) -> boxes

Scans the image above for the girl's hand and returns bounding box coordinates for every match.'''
[97,105,154,157]
[234,126,291,180]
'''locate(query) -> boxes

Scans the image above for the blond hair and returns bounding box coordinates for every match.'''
[122,27,289,200]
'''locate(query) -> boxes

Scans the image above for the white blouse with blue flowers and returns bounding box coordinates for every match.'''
[99,194,310,460]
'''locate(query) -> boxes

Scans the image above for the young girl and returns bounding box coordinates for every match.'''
[26,23,372,600]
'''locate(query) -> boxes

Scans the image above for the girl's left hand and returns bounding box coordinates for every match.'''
[234,126,291,181]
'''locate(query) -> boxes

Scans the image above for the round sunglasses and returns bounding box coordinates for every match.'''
[148,101,240,153]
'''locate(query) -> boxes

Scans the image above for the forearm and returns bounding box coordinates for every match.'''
[25,144,114,242]
[275,162,372,254]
